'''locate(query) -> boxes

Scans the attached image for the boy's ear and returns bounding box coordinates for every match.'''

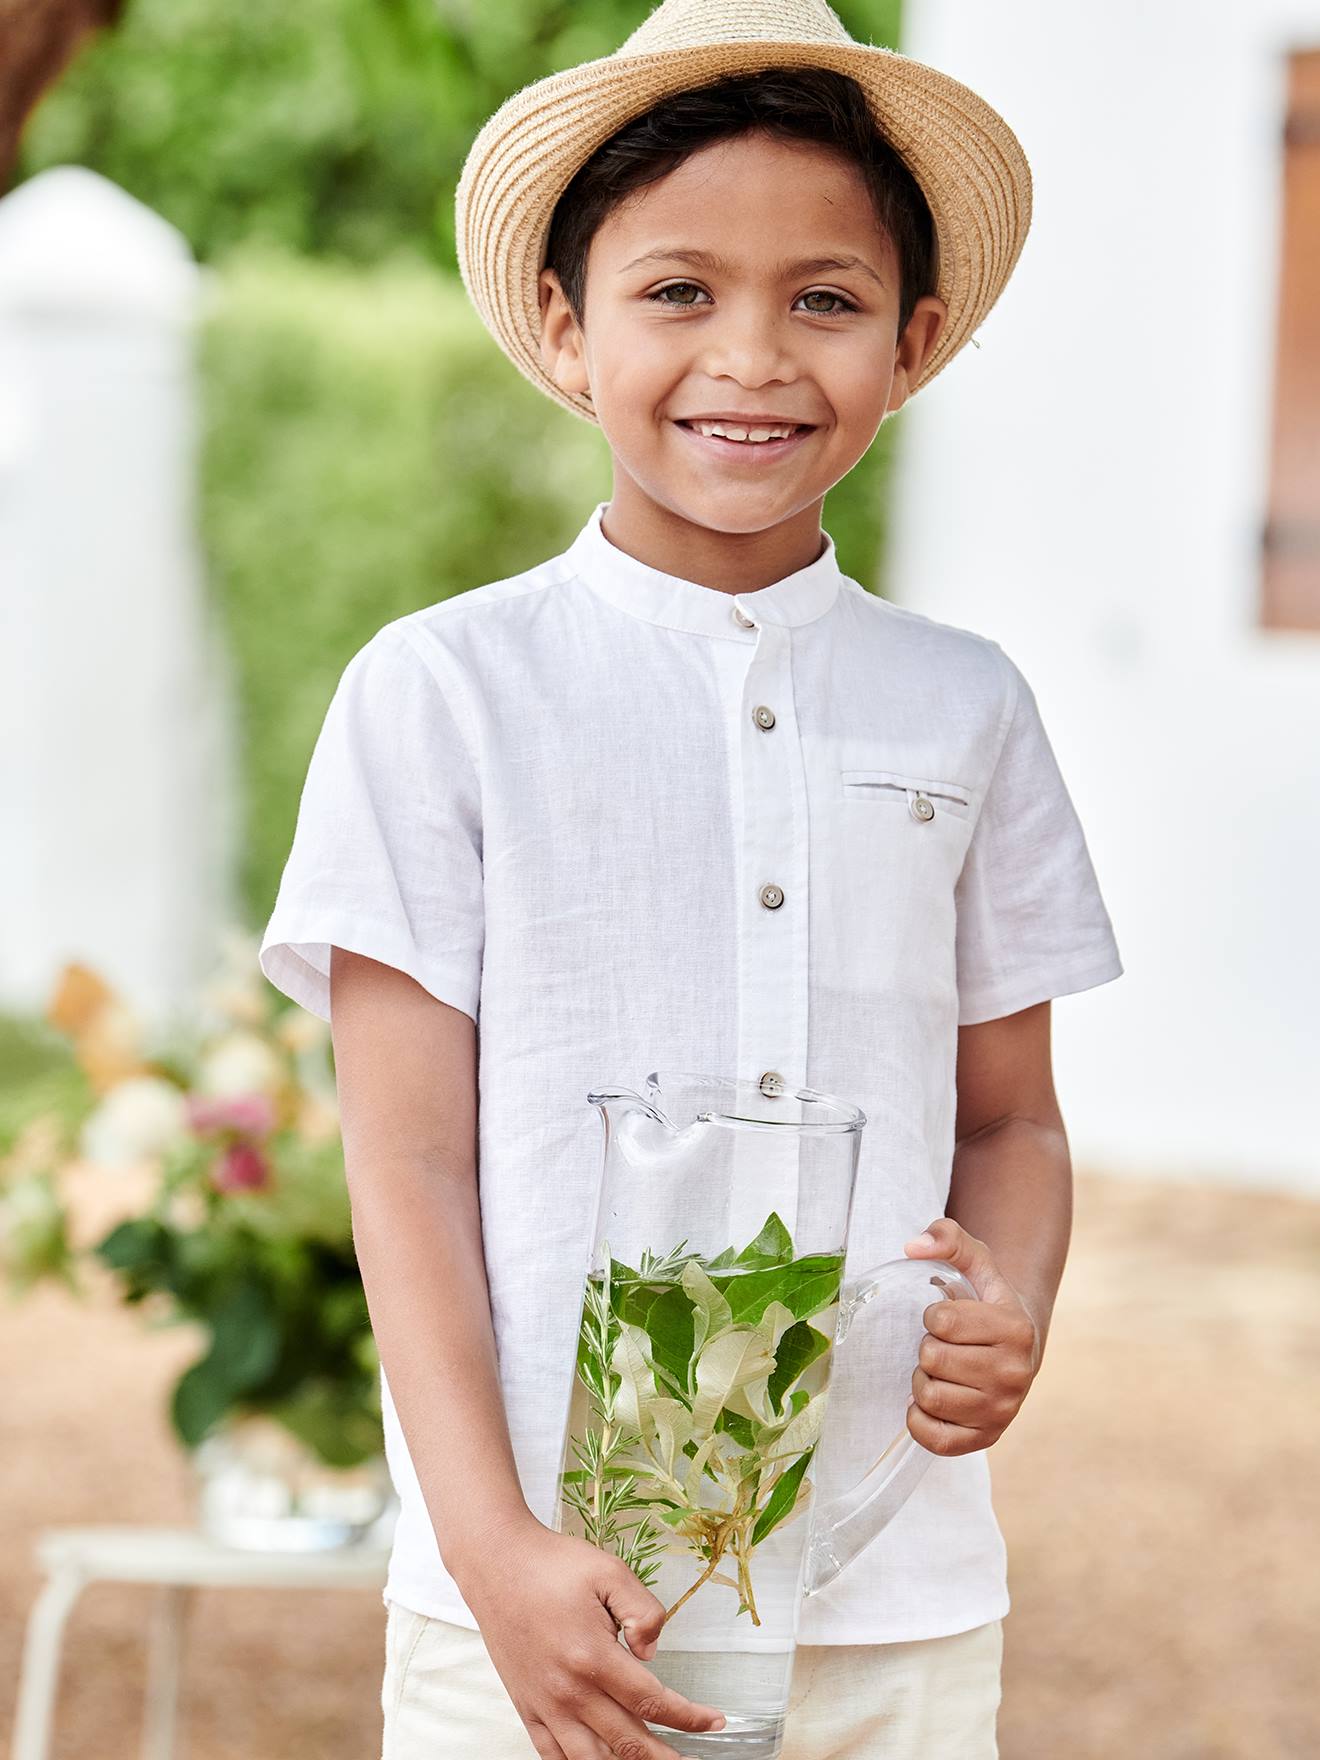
[886,293,949,415]
[538,268,592,401]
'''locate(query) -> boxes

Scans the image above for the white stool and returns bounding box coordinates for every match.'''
[11,1525,391,1760]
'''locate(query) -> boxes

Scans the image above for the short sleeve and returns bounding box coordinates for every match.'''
[955,647,1123,1025]
[258,622,484,1024]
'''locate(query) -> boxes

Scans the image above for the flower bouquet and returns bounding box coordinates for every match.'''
[0,929,394,1549]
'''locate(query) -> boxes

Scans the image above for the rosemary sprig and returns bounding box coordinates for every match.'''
[562,1244,671,1586]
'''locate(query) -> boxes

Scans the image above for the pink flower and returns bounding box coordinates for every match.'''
[186,1093,276,1137]
[211,1142,270,1193]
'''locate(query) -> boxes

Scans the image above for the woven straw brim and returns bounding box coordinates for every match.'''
[455,40,1032,427]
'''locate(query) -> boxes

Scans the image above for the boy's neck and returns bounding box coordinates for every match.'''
[600,483,827,596]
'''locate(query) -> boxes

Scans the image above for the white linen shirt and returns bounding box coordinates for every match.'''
[258,498,1123,1645]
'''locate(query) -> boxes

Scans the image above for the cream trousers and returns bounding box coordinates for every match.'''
[380,1599,1002,1759]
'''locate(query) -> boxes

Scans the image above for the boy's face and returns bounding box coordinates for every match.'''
[539,129,946,561]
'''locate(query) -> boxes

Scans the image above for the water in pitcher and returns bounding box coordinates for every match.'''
[554,1211,847,1757]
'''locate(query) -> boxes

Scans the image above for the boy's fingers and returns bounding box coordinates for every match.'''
[928,1220,992,1279]
[923,1300,1015,1346]
[917,1337,1004,1387]
[604,1654,727,1734]
[585,1677,725,1757]
[912,1365,1002,1424]
[525,1720,573,1760]
[906,1400,985,1455]
[908,1219,1028,1316]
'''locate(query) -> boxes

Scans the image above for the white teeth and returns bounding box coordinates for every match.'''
[689,421,799,442]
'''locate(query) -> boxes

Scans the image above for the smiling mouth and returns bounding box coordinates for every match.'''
[671,419,818,459]
[682,415,816,436]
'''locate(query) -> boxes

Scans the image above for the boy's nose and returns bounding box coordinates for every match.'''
[704,313,795,388]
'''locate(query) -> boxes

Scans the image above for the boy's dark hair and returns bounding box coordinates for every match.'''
[545,65,938,339]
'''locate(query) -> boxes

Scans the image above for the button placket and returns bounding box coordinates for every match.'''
[728,616,809,1248]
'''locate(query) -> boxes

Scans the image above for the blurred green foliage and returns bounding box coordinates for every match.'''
[197,248,898,928]
[14,0,903,268]
[0,1015,91,1155]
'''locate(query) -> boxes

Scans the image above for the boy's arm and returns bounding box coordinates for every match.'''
[901,998,1069,1454]
[328,946,532,1584]
[947,997,1070,1358]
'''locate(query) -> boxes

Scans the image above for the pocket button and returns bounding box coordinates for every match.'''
[910,791,936,822]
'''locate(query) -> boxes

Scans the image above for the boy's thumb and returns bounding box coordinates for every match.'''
[600,1572,666,1658]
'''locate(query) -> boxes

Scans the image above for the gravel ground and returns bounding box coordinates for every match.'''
[2,1164,1316,1758]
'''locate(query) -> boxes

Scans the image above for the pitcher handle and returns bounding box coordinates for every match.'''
[802,1257,979,1597]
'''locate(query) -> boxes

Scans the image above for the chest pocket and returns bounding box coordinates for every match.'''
[839,768,975,824]
[823,764,974,1000]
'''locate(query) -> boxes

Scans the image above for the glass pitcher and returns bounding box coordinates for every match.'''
[552,1070,979,1758]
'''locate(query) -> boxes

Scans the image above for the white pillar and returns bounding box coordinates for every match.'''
[0,165,237,1030]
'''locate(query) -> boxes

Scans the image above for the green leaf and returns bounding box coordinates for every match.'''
[752,1445,815,1546]
[168,1272,284,1446]
[734,1211,793,1268]
[95,1217,171,1281]
[171,1351,234,1446]
[623,1282,695,1394]
[210,1273,282,1391]
[717,1408,759,1450]
[765,1320,831,1416]
[712,1254,843,1329]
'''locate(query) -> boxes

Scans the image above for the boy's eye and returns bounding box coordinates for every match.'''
[798,289,859,316]
[648,281,709,308]
[645,282,859,316]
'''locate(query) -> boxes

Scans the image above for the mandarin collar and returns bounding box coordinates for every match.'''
[564,500,844,640]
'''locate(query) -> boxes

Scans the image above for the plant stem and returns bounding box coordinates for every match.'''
[594,1418,613,1537]
[733,1523,761,1625]
[663,1520,733,1624]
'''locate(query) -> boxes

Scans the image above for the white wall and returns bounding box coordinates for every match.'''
[0,167,238,1031]
[890,1,1320,1192]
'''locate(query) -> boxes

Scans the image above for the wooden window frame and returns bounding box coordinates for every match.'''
[1261,47,1320,631]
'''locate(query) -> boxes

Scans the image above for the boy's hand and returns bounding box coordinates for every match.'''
[901,1217,1043,1457]
[455,1514,727,1759]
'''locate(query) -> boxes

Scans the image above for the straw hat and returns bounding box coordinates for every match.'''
[454,0,1032,426]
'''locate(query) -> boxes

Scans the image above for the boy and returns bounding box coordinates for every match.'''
[259,4,1122,1756]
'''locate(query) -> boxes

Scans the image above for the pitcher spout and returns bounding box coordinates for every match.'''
[586,1083,675,1149]
[587,1073,686,1134]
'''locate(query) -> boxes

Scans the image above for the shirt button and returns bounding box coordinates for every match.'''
[759,883,784,909]
[910,792,936,822]
[753,704,776,730]
[759,1070,786,1096]
[732,604,756,628]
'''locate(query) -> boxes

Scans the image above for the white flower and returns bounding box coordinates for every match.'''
[80,1076,190,1168]
[195,1030,285,1099]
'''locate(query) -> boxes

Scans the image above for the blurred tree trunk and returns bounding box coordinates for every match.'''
[0,0,125,187]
